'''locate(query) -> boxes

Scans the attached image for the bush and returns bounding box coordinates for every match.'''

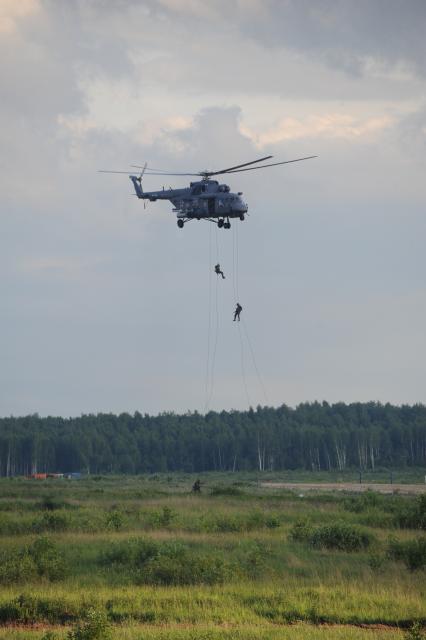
[405,622,426,640]
[289,520,314,543]
[0,537,66,584]
[289,520,372,551]
[32,511,69,533]
[213,515,243,533]
[343,491,381,513]
[310,523,373,551]
[0,550,37,584]
[67,607,111,640]
[145,506,177,528]
[204,511,280,534]
[99,537,229,585]
[29,536,67,581]
[368,552,385,572]
[41,633,59,640]
[105,510,125,531]
[0,593,76,624]
[387,536,426,571]
[100,538,158,567]
[395,495,426,530]
[142,551,228,586]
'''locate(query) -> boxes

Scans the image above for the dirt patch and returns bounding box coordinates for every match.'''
[261,482,426,495]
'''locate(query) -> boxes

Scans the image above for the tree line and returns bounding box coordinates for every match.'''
[0,402,425,476]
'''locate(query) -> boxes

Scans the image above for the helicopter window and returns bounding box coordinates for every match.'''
[192,185,202,195]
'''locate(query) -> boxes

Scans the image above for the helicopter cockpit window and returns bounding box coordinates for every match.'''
[192,185,202,195]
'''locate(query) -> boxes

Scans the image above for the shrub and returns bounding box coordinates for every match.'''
[289,520,372,551]
[241,540,268,577]
[100,538,158,567]
[214,515,243,533]
[0,550,37,584]
[32,511,69,533]
[145,506,177,528]
[368,552,385,572]
[343,491,381,513]
[67,607,111,640]
[0,537,66,584]
[405,622,426,640]
[264,514,281,529]
[387,536,426,571]
[99,538,229,585]
[105,510,125,531]
[289,520,314,543]
[310,523,373,551]
[395,495,426,530]
[0,593,76,625]
[29,536,67,581]
[248,511,281,529]
[41,633,59,640]
[141,551,228,586]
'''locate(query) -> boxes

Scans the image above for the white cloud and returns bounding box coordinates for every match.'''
[240,114,394,146]
[0,0,40,33]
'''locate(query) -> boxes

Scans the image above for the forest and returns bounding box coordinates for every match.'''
[0,402,425,476]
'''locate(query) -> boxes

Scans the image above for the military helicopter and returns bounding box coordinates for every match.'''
[99,155,317,229]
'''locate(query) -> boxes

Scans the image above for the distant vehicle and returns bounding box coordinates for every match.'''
[99,154,317,229]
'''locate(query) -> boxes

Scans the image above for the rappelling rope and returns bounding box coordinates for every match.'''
[232,224,251,407]
[242,318,269,404]
[232,222,239,303]
[237,321,252,407]
[206,226,220,409]
[205,225,222,412]
[204,223,213,412]
[232,223,268,407]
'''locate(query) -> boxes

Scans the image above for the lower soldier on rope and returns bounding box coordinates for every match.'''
[233,303,242,321]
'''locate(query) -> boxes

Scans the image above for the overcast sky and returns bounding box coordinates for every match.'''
[1,0,425,417]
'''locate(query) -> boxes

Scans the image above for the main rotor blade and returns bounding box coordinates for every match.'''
[207,155,273,176]
[144,172,202,176]
[131,165,184,172]
[99,169,200,176]
[225,156,318,174]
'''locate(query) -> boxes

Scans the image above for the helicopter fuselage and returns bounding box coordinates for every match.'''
[130,176,247,228]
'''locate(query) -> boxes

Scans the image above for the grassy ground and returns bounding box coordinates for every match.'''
[0,472,424,638]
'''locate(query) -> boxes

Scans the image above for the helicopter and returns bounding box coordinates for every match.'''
[99,154,317,229]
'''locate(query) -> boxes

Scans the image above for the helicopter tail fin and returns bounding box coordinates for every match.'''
[129,162,147,198]
[130,175,144,198]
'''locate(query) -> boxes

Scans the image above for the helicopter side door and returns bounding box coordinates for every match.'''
[208,198,215,216]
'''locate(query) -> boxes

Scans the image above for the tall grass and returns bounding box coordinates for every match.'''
[0,474,424,637]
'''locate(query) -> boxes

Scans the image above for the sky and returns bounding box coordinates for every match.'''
[1,0,426,417]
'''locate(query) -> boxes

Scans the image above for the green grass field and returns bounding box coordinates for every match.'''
[0,472,424,639]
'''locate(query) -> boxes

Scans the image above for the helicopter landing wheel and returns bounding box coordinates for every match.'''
[239,214,245,221]
[177,219,184,228]
[224,221,231,229]
[217,219,224,228]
